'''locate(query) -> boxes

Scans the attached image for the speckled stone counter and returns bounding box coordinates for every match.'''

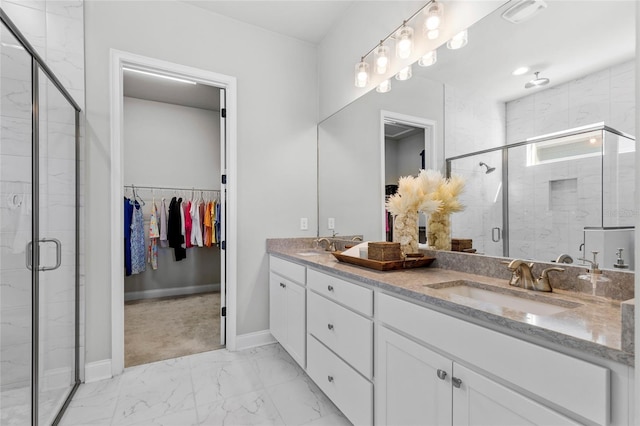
[267,239,634,367]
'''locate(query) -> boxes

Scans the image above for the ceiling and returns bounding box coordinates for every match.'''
[414,1,636,102]
[123,1,635,111]
[181,0,354,44]
[123,70,221,111]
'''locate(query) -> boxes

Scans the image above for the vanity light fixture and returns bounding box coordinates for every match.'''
[354,58,370,88]
[424,1,444,31]
[395,23,414,59]
[123,67,197,85]
[418,50,437,67]
[446,29,468,50]
[374,43,390,74]
[353,0,448,88]
[377,79,392,93]
[395,65,413,81]
[524,71,550,88]
[512,66,529,76]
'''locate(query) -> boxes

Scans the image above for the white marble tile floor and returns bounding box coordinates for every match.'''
[60,344,352,426]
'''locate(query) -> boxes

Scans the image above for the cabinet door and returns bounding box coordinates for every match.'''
[285,279,306,368]
[269,272,287,344]
[376,326,452,426]
[452,364,580,426]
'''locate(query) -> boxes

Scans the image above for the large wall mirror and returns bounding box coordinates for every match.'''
[317,1,636,272]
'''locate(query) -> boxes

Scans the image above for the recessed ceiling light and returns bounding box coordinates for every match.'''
[589,137,597,144]
[512,66,529,76]
[502,0,547,24]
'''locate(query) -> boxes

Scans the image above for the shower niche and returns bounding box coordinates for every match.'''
[447,123,636,271]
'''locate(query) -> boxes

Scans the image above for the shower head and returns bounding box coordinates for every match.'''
[479,162,496,174]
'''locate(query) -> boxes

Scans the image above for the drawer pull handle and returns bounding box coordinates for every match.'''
[280,282,286,288]
[327,324,334,330]
[327,375,334,383]
[436,369,447,380]
[327,285,334,292]
[452,377,462,388]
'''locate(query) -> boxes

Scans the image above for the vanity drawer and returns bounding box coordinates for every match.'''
[270,255,306,284]
[307,335,373,426]
[307,268,373,316]
[378,293,610,426]
[308,291,373,378]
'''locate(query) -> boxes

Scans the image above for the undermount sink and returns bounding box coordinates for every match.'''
[425,280,582,316]
[296,250,328,257]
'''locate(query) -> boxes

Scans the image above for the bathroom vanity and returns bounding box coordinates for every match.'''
[267,239,634,426]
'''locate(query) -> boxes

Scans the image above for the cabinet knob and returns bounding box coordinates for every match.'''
[436,369,447,380]
[280,282,286,288]
[327,323,334,330]
[452,377,462,388]
[327,285,334,292]
[327,375,334,383]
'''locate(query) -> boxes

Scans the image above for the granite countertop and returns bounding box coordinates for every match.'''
[268,244,633,367]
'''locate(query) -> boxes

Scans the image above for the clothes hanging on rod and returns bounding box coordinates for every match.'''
[169,196,187,261]
[130,199,146,274]
[148,201,160,270]
[124,197,134,276]
[123,185,221,272]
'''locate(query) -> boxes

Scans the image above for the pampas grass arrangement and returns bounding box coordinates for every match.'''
[386,169,465,253]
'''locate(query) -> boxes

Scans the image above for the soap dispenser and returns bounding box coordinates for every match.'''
[613,248,629,269]
[578,251,610,295]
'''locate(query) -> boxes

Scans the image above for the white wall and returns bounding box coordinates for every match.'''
[123,97,221,296]
[123,97,220,189]
[84,1,318,364]
[317,1,503,120]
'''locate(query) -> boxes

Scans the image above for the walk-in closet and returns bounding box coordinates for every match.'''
[122,68,224,367]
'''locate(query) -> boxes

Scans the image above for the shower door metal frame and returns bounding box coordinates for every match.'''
[0,8,81,426]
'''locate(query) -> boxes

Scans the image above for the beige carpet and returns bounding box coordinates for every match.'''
[125,292,222,367]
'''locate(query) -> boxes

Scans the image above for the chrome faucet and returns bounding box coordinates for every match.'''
[554,253,573,264]
[505,259,537,290]
[505,259,564,292]
[536,267,565,292]
[316,238,336,252]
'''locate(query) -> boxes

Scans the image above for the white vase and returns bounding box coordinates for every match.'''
[427,211,451,251]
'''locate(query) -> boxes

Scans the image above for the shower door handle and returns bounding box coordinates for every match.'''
[491,227,501,242]
[26,238,62,271]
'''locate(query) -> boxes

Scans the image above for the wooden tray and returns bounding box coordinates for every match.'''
[332,252,435,271]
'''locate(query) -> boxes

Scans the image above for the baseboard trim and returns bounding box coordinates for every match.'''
[124,284,220,301]
[84,359,112,383]
[235,330,276,350]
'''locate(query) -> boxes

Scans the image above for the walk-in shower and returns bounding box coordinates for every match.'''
[447,123,636,270]
[0,9,81,426]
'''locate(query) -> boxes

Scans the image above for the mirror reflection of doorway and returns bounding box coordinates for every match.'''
[383,117,433,244]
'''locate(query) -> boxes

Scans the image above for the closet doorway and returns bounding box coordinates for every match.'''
[112,54,234,370]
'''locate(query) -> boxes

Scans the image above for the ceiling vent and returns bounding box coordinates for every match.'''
[502,0,547,24]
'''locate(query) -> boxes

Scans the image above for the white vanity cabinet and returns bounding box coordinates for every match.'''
[377,293,611,426]
[376,325,579,426]
[269,255,306,368]
[306,268,374,425]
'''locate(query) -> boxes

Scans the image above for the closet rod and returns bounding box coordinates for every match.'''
[124,184,220,192]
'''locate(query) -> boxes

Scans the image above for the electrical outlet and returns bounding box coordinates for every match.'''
[328,217,335,230]
[300,217,308,230]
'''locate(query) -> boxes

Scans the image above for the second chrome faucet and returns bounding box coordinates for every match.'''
[505,259,564,292]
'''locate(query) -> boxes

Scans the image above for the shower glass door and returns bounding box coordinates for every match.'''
[0,22,33,426]
[36,67,77,425]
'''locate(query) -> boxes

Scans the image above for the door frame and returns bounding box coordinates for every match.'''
[109,50,238,376]
[380,110,438,239]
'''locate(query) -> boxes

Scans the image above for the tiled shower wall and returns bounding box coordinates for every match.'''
[448,61,635,259]
[506,60,635,143]
[0,0,85,396]
[505,60,636,262]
